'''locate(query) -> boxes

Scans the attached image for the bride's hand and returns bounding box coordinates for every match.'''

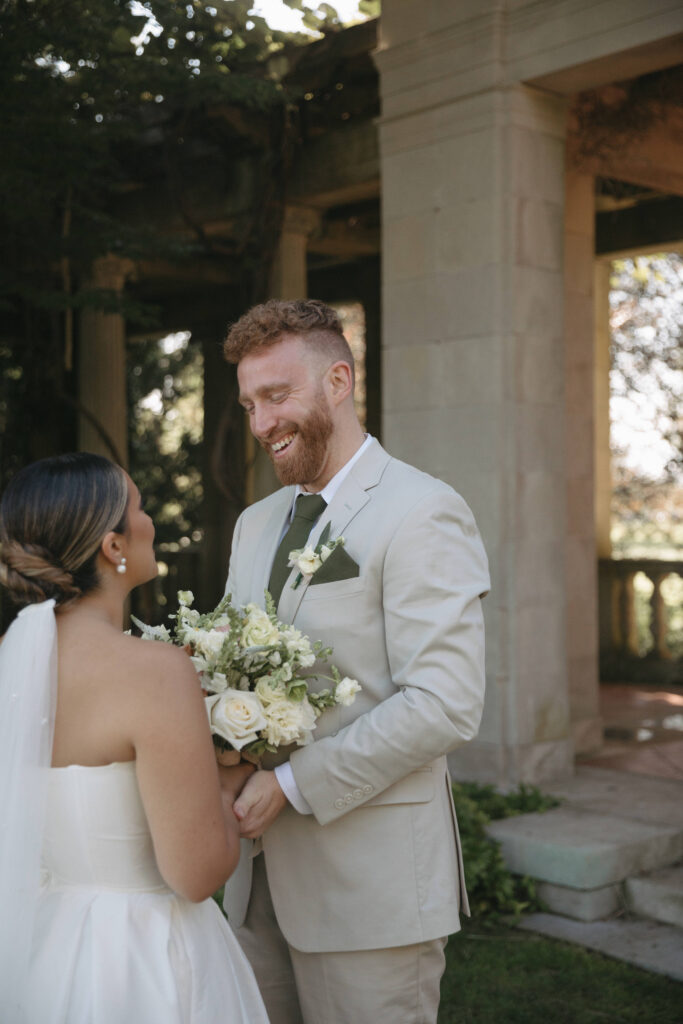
[218,762,256,803]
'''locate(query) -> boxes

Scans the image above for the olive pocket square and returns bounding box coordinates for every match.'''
[311,545,360,585]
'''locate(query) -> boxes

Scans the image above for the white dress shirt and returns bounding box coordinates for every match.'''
[274,435,373,813]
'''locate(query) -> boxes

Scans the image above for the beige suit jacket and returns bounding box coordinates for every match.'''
[223,440,490,953]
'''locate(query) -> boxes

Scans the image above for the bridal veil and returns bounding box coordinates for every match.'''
[0,600,57,1022]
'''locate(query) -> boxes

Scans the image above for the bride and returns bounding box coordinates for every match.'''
[0,452,269,1024]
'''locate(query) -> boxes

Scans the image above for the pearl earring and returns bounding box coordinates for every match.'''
[116,557,127,575]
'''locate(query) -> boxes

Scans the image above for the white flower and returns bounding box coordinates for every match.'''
[190,628,228,660]
[288,545,322,577]
[319,544,332,561]
[209,671,228,693]
[178,590,194,607]
[139,623,172,642]
[335,677,361,706]
[241,605,280,648]
[205,690,267,750]
[262,696,317,747]
[190,654,209,674]
[254,675,287,705]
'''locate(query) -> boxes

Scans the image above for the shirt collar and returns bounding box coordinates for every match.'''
[291,434,374,514]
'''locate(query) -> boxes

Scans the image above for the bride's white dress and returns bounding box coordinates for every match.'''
[26,760,268,1024]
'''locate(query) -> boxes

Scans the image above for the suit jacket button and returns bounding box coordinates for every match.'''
[334,798,345,810]
[363,785,373,795]
[344,794,353,804]
[353,788,363,800]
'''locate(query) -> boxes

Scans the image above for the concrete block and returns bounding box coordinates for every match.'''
[517,471,566,542]
[515,403,564,473]
[436,131,496,205]
[512,265,563,337]
[625,866,683,929]
[571,714,603,756]
[536,880,622,922]
[509,126,565,203]
[383,278,439,347]
[545,767,683,829]
[384,213,435,282]
[516,197,563,271]
[382,406,501,483]
[514,538,566,608]
[440,335,504,406]
[487,807,683,889]
[518,913,683,984]
[382,145,440,217]
[382,344,443,412]
[507,736,574,784]
[515,330,563,403]
[432,266,501,340]
[436,199,500,271]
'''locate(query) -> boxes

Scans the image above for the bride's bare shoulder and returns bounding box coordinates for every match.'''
[115,632,196,690]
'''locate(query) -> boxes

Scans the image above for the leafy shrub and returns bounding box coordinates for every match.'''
[452,781,559,921]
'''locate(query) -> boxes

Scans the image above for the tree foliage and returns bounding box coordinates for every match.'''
[609,254,683,553]
[0,0,340,481]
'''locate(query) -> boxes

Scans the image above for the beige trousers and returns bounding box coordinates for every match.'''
[234,854,447,1024]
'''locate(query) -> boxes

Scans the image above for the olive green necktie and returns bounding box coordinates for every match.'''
[268,493,327,607]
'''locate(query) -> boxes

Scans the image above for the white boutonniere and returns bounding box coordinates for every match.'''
[288,522,345,590]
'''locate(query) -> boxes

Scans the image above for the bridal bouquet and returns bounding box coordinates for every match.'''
[132,590,360,763]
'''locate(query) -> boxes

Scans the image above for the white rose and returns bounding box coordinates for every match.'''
[288,545,321,577]
[193,628,228,660]
[205,690,267,750]
[254,675,287,705]
[262,696,317,747]
[335,677,361,706]
[241,605,280,648]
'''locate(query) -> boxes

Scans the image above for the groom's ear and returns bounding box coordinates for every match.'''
[325,360,353,406]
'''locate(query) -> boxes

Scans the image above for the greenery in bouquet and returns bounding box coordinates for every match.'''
[131,590,360,758]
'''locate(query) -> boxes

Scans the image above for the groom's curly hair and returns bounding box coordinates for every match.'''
[223,299,354,381]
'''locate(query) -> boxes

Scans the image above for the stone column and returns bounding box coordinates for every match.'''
[376,3,573,783]
[269,205,321,301]
[78,255,133,468]
[246,205,322,505]
[564,172,602,754]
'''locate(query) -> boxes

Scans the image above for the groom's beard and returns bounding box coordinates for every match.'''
[260,394,334,487]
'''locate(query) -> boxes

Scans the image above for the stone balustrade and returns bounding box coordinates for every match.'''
[598,558,683,685]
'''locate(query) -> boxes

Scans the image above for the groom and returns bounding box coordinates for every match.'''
[222,299,490,1024]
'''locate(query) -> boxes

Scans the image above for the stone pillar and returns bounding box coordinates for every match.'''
[376,3,573,783]
[269,205,321,301]
[564,172,602,755]
[78,255,133,468]
[246,206,322,505]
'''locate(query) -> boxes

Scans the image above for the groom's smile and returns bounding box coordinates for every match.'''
[237,335,338,490]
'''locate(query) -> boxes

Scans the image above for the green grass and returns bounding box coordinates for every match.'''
[439,922,682,1023]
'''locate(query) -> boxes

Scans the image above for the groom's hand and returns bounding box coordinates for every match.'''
[233,770,287,838]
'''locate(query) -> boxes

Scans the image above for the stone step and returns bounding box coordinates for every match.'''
[625,864,683,929]
[517,912,683,983]
[486,806,683,890]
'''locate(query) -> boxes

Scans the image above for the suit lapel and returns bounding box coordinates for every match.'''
[251,487,295,606]
[277,440,391,622]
